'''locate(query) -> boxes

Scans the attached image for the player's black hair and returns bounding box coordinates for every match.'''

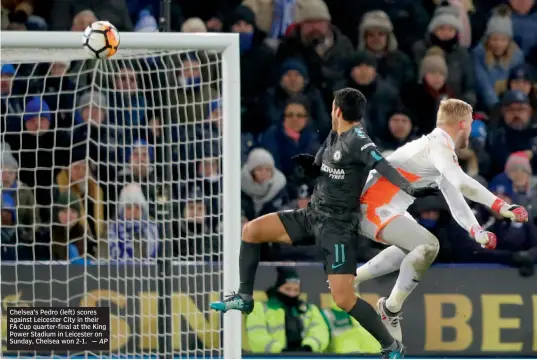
[333,88,367,122]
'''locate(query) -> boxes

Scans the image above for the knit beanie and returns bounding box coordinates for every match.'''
[419,47,448,79]
[23,97,51,123]
[505,151,532,174]
[485,5,513,38]
[358,10,398,52]
[296,0,331,23]
[1,150,18,170]
[428,3,462,33]
[181,17,207,33]
[274,267,300,288]
[245,148,275,172]
[228,5,256,27]
[55,191,82,215]
[348,51,378,71]
[279,58,309,80]
[119,183,149,216]
[78,91,107,109]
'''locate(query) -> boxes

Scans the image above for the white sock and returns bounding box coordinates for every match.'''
[386,244,437,313]
[355,246,407,283]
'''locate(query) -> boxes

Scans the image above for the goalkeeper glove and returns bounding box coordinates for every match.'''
[470,225,497,249]
[491,199,529,222]
[292,153,321,179]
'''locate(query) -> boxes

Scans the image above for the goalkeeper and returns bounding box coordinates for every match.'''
[211,88,439,357]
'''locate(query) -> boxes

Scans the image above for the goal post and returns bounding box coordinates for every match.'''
[0,31,241,359]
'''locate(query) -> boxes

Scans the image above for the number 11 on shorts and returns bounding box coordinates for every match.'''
[332,244,346,269]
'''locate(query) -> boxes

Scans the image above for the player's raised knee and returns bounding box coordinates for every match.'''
[241,220,261,243]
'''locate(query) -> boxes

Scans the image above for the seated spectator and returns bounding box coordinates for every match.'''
[412,1,476,105]
[378,107,416,152]
[264,58,330,137]
[115,139,160,217]
[108,63,147,144]
[276,0,354,107]
[176,188,219,260]
[357,10,415,91]
[488,152,536,211]
[1,193,33,261]
[321,298,381,354]
[487,90,537,177]
[505,64,537,114]
[51,191,92,260]
[104,184,159,260]
[55,145,106,240]
[260,96,321,179]
[241,148,288,220]
[1,148,41,237]
[169,52,218,123]
[402,48,453,136]
[334,51,399,142]
[246,267,329,353]
[40,61,76,129]
[227,5,276,135]
[508,0,537,56]
[472,5,524,111]
[0,64,23,120]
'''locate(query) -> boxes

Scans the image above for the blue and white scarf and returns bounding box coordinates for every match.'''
[108,217,159,259]
[270,0,296,39]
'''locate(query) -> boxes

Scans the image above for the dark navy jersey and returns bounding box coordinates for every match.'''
[310,125,383,219]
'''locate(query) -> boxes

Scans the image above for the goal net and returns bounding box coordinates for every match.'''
[0,31,241,359]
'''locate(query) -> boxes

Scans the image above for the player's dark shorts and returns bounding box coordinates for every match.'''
[277,205,360,275]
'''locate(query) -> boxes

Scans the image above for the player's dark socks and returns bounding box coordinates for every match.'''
[348,297,395,349]
[383,301,400,317]
[237,241,261,296]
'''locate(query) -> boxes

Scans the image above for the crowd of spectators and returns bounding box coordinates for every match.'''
[1,0,537,273]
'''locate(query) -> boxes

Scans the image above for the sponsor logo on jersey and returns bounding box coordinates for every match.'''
[321,163,345,179]
[333,150,342,161]
[360,142,374,151]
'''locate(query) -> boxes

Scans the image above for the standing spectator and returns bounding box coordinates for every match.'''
[40,61,77,129]
[50,0,133,31]
[264,58,330,137]
[506,64,537,114]
[378,107,416,152]
[487,90,537,176]
[260,96,320,179]
[412,2,476,105]
[472,5,524,112]
[1,149,41,237]
[276,0,354,107]
[104,184,159,260]
[241,148,288,220]
[357,10,415,91]
[55,145,106,240]
[335,51,400,142]
[402,48,453,136]
[246,267,329,353]
[227,5,276,135]
[508,0,537,55]
[3,96,70,219]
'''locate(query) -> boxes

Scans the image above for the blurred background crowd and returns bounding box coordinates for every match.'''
[1,0,537,273]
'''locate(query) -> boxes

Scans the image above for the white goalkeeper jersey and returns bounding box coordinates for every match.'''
[359,127,497,241]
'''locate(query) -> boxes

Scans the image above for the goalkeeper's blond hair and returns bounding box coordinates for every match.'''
[436,98,473,125]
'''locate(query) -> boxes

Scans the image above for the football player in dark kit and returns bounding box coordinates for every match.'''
[211,88,438,358]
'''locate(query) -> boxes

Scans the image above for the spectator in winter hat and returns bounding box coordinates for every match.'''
[0,64,23,123]
[260,96,321,179]
[470,118,488,146]
[506,63,537,112]
[357,10,415,90]
[402,47,452,136]
[105,183,159,260]
[276,0,354,107]
[181,17,207,32]
[134,9,158,32]
[226,5,275,135]
[78,91,108,125]
[241,148,288,220]
[472,5,524,111]
[487,90,537,177]
[335,51,400,142]
[508,0,537,55]
[22,96,51,135]
[264,58,330,137]
[55,144,106,240]
[123,139,155,179]
[412,1,475,106]
[496,151,536,209]
[1,148,41,236]
[0,64,15,95]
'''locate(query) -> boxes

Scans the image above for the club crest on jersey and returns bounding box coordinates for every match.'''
[333,150,342,162]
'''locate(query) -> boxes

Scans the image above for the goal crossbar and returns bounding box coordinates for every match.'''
[0,31,242,359]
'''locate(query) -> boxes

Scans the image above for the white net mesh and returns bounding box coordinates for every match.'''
[1,44,227,359]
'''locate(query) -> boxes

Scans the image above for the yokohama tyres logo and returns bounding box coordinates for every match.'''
[321,163,345,179]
